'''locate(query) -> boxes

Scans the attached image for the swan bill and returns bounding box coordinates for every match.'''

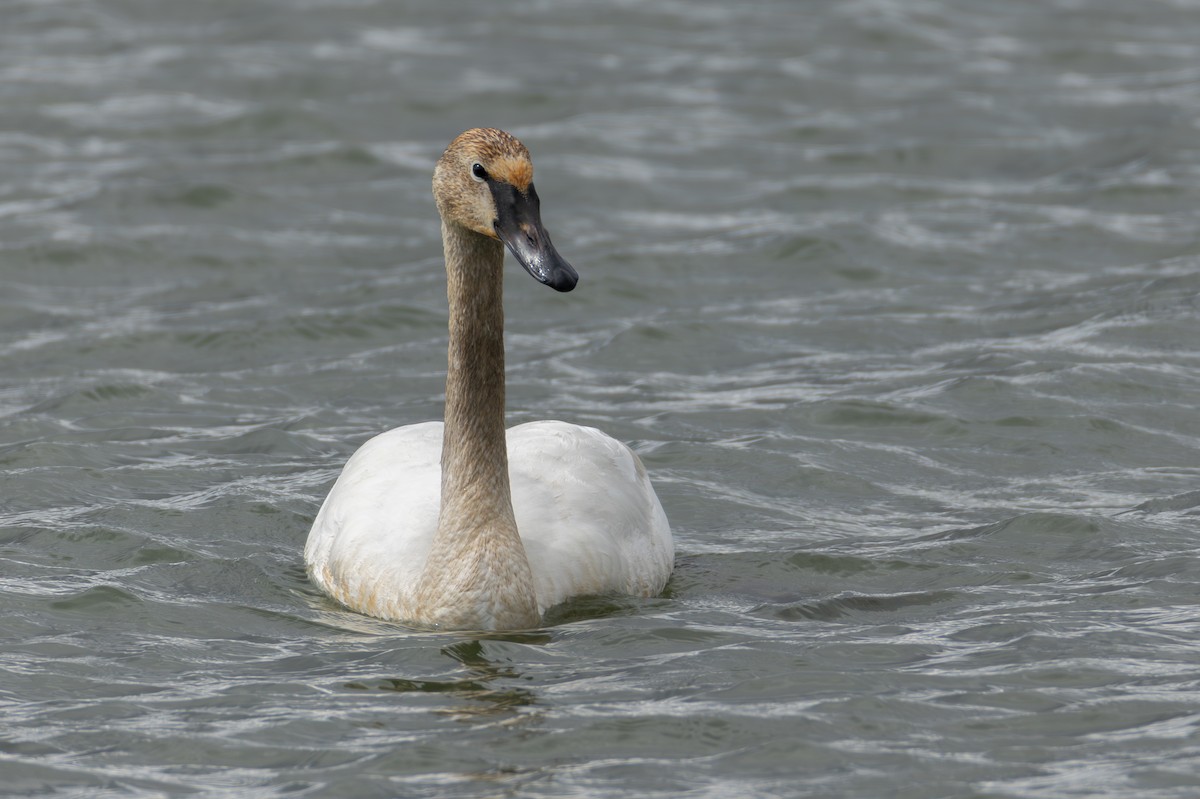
[490,182,578,293]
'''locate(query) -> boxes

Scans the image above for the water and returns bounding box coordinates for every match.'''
[3,0,1200,796]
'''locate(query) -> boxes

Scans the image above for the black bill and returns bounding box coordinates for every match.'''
[490,182,578,292]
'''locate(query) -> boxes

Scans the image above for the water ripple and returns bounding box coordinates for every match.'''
[3,0,1200,796]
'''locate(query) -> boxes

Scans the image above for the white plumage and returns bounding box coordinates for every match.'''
[305,420,673,622]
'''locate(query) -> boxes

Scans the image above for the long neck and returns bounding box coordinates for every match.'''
[441,221,511,513]
[410,220,539,630]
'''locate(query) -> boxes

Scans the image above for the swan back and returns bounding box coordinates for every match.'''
[509,421,673,607]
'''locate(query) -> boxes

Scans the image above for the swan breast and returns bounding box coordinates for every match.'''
[304,420,673,620]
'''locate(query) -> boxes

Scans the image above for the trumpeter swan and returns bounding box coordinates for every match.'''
[304,128,673,630]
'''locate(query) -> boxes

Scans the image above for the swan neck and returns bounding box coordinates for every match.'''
[412,220,538,630]
[440,220,510,507]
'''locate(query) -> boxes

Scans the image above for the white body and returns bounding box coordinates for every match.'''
[305,419,674,622]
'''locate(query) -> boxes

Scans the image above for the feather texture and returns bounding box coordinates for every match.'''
[305,420,673,623]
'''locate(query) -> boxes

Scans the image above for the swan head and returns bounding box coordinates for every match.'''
[433,128,578,292]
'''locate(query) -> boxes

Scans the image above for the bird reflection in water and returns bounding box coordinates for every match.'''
[349,634,550,722]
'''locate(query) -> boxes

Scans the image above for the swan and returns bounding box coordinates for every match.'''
[304,128,673,630]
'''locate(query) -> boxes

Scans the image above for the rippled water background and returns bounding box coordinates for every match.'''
[4,0,1200,796]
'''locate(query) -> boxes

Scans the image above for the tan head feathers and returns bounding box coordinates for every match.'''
[443,128,533,191]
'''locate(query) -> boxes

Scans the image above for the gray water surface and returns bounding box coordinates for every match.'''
[3,1,1200,797]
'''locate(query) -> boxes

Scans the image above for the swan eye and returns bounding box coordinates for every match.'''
[471,163,488,182]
